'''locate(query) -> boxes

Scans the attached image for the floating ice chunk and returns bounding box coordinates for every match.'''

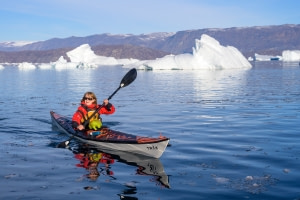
[38,63,53,69]
[118,58,140,65]
[67,44,119,66]
[123,60,152,70]
[283,168,290,173]
[18,62,36,70]
[61,45,140,68]
[56,56,68,63]
[55,62,78,70]
[214,177,230,184]
[252,183,259,187]
[51,56,74,70]
[254,53,282,61]
[76,62,97,69]
[282,50,300,61]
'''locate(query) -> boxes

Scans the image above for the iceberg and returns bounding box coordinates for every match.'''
[254,53,282,61]
[0,64,4,70]
[46,44,139,69]
[123,34,252,70]
[67,44,119,66]
[282,50,300,62]
[38,63,54,70]
[18,62,36,70]
[53,56,79,70]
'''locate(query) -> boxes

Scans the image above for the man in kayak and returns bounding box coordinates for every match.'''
[72,91,115,131]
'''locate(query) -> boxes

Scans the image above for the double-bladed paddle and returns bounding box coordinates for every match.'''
[57,68,137,148]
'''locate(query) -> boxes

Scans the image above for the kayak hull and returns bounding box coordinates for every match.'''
[50,111,169,158]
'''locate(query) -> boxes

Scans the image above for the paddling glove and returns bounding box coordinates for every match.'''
[105,103,112,111]
[72,121,79,129]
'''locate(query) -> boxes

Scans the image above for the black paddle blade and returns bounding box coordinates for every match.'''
[120,68,137,88]
[57,136,73,148]
[108,68,137,100]
[57,140,69,148]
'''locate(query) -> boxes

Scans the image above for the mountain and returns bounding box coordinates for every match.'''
[1,24,300,63]
[0,32,173,52]
[0,48,72,63]
[167,24,300,58]
[0,45,169,63]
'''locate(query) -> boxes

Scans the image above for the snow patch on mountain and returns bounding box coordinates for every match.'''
[0,41,35,47]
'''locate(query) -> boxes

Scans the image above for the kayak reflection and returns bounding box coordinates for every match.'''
[70,143,170,188]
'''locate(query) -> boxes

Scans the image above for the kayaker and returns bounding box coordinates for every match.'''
[72,91,115,131]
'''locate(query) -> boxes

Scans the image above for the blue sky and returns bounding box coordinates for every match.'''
[1,0,299,42]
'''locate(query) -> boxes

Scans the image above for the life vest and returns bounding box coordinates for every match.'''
[77,104,102,125]
[89,153,103,162]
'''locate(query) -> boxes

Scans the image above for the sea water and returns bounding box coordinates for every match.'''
[0,62,300,200]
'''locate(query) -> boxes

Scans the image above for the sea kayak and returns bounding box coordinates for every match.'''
[50,111,170,158]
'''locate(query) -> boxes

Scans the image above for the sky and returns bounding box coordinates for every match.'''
[1,0,300,42]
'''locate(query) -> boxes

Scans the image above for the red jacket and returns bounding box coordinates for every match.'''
[72,101,115,129]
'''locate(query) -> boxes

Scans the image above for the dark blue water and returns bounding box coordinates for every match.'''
[1,62,300,199]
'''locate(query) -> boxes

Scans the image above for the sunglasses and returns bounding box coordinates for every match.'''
[84,97,94,101]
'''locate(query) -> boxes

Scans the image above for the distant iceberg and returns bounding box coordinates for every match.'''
[18,62,36,70]
[66,44,139,67]
[282,50,300,61]
[254,53,282,61]
[67,44,119,65]
[123,34,252,70]
[38,63,54,70]
[43,44,139,70]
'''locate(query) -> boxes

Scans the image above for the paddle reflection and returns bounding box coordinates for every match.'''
[70,144,170,188]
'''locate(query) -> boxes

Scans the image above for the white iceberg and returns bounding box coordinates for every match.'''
[67,44,119,66]
[53,56,78,70]
[38,63,54,69]
[0,64,4,70]
[124,34,252,70]
[117,58,140,65]
[282,50,300,62]
[18,62,36,70]
[254,53,282,61]
[48,44,139,69]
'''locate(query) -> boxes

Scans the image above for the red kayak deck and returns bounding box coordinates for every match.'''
[85,128,168,144]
